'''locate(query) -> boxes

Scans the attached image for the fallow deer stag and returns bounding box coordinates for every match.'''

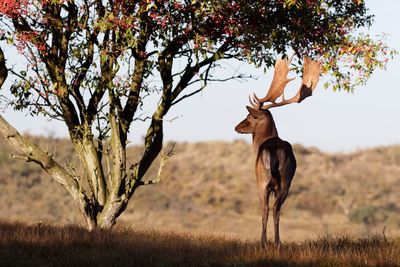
[235,56,321,247]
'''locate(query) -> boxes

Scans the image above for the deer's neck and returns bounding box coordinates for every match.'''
[252,118,279,154]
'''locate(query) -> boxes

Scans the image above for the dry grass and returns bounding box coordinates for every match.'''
[1,221,399,267]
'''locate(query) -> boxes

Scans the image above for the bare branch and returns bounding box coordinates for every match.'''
[170,38,233,102]
[137,142,175,186]
[171,84,207,106]
[11,154,32,162]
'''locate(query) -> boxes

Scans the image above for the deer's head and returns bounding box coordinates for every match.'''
[235,106,275,135]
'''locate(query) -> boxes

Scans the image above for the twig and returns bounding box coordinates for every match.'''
[11,154,32,162]
[11,153,46,171]
[171,84,206,106]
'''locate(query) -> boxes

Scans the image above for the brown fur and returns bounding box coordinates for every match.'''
[235,106,296,247]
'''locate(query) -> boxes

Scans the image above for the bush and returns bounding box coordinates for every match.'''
[348,206,387,226]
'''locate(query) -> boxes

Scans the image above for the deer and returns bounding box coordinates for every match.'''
[235,56,321,247]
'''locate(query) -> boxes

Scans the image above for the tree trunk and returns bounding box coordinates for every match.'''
[97,197,129,228]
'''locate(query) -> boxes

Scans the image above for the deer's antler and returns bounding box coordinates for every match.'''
[254,55,295,104]
[252,56,321,110]
[248,94,261,109]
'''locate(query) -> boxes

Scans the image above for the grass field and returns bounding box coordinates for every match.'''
[1,221,399,267]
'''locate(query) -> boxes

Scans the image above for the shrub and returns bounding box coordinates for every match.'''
[348,206,388,226]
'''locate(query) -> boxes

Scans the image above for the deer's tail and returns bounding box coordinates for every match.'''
[269,147,280,179]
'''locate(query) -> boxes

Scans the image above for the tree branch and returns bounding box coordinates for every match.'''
[171,38,233,102]
[137,142,175,186]
[0,114,93,219]
[108,91,127,196]
[0,47,7,88]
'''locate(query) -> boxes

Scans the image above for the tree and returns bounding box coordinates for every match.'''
[0,0,395,229]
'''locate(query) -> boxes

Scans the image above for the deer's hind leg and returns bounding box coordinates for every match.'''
[258,184,272,248]
[273,188,289,247]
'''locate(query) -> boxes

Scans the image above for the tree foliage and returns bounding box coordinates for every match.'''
[0,0,395,228]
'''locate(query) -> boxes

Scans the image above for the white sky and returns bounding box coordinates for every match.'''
[1,0,399,152]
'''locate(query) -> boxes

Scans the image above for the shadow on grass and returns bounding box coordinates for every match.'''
[0,221,398,267]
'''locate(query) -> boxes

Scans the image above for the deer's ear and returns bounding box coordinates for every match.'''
[246,106,265,119]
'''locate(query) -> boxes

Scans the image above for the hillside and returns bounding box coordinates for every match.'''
[0,136,400,241]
